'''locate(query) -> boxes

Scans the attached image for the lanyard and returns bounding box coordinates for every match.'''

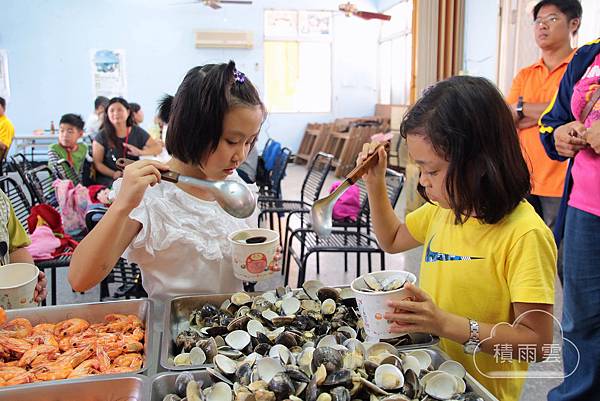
[122,127,131,158]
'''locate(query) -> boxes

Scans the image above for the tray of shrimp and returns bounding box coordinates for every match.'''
[0,298,153,389]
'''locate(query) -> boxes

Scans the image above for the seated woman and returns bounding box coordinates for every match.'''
[48,114,87,178]
[92,97,162,187]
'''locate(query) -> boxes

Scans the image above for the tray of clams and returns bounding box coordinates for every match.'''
[161,280,438,371]
[152,346,498,401]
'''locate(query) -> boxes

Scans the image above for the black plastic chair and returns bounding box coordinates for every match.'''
[9,153,38,201]
[24,165,59,207]
[52,159,81,186]
[85,208,147,301]
[0,176,71,306]
[284,169,405,287]
[258,147,293,200]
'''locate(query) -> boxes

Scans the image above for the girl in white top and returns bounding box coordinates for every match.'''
[68,62,277,306]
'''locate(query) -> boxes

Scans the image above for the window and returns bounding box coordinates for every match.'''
[378,1,413,105]
[264,10,332,113]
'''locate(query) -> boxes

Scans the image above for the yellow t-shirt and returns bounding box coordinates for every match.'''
[0,115,15,149]
[0,191,31,254]
[405,201,556,401]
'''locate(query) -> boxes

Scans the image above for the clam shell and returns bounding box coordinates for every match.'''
[374,364,405,390]
[401,355,421,375]
[282,297,301,315]
[173,352,192,366]
[363,274,383,291]
[316,334,338,348]
[407,350,432,371]
[269,344,293,365]
[337,326,357,339]
[247,319,266,337]
[262,291,278,304]
[225,330,251,350]
[257,357,285,383]
[424,371,458,400]
[302,280,325,300]
[261,310,279,321]
[231,292,252,306]
[321,298,337,315]
[438,360,467,379]
[214,354,238,375]
[206,382,233,401]
[189,346,207,365]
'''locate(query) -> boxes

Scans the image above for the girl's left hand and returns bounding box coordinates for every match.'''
[124,143,143,157]
[269,246,283,272]
[34,271,47,303]
[384,282,447,335]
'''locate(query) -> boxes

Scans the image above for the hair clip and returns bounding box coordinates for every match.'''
[233,69,246,84]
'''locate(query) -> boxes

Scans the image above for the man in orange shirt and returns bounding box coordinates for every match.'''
[507,0,581,237]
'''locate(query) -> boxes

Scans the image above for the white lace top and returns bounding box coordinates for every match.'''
[113,173,257,306]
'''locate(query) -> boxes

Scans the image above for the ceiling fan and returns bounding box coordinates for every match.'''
[202,0,252,9]
[338,2,391,21]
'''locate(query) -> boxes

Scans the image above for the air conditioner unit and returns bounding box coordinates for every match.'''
[195,30,254,49]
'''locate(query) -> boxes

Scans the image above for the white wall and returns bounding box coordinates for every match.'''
[0,0,381,151]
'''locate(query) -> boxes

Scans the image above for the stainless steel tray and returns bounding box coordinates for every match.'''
[161,292,438,371]
[150,347,498,401]
[1,298,154,383]
[0,374,147,401]
[149,370,213,401]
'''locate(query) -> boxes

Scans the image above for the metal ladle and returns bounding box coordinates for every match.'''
[116,158,256,219]
[311,143,386,237]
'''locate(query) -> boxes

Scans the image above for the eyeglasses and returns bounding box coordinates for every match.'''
[532,15,561,27]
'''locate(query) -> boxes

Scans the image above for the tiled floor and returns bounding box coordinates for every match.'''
[50,162,563,400]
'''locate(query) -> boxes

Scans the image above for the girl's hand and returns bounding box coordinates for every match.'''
[113,160,170,212]
[269,246,283,272]
[124,143,143,157]
[112,170,123,180]
[384,282,447,336]
[356,142,388,185]
[553,121,587,157]
[34,271,47,303]
[583,120,600,154]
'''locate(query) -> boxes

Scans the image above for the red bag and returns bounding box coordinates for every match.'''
[27,204,79,259]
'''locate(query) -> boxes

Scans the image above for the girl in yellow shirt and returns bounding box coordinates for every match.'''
[359,76,557,401]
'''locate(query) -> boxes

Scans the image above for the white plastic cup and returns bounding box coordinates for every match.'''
[0,263,40,309]
[228,228,279,282]
[351,270,417,340]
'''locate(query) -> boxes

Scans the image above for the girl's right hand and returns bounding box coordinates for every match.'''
[356,141,388,185]
[554,121,587,158]
[113,160,170,211]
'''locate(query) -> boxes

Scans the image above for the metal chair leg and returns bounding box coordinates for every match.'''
[380,252,386,271]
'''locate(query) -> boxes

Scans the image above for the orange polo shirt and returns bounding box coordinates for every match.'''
[507,51,574,197]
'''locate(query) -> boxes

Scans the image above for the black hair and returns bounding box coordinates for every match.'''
[0,97,5,109]
[129,103,141,113]
[166,61,265,165]
[94,96,109,110]
[157,94,173,124]
[59,113,85,130]
[533,0,582,33]
[102,97,135,150]
[400,76,530,225]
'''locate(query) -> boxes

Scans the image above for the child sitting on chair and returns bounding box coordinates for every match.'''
[48,114,88,177]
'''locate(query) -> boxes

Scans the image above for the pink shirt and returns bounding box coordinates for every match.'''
[569,52,600,217]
